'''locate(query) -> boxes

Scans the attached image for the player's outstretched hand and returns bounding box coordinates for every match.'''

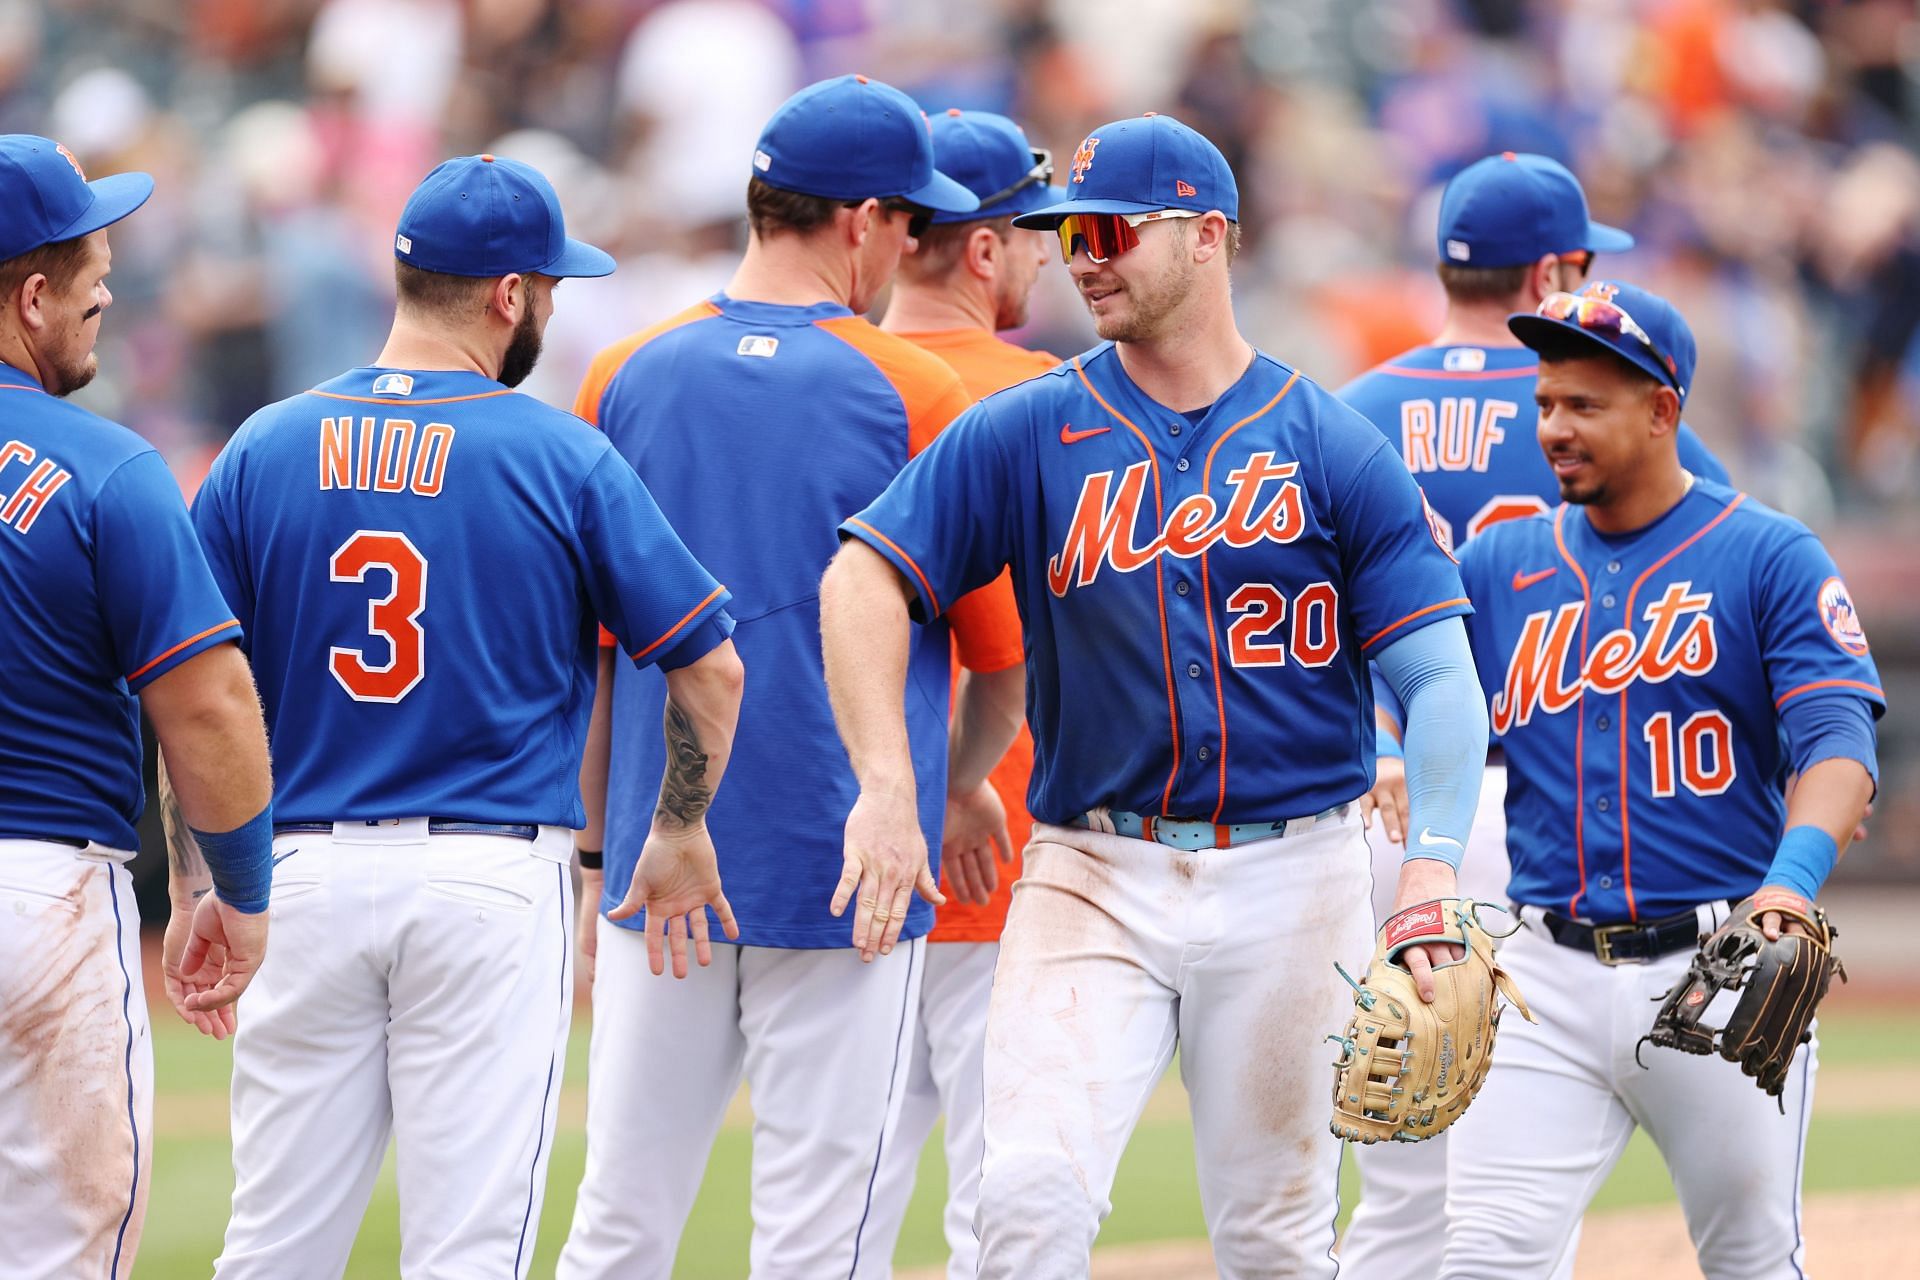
[834,786,943,962]
[610,825,738,979]
[577,864,604,986]
[162,892,268,1039]
[941,779,1010,906]
[1358,756,1409,845]
[1390,858,1465,1003]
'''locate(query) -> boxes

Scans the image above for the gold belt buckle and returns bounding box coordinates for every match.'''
[1591,923,1643,966]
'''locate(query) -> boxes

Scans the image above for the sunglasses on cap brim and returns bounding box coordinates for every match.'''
[977,149,1054,210]
[845,197,934,239]
[1537,291,1682,392]
[1055,208,1202,264]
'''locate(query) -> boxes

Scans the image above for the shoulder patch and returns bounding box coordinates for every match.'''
[1817,576,1869,656]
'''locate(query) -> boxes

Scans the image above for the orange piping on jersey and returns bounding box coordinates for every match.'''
[573,300,724,426]
[1617,494,1747,922]
[1551,507,1595,918]
[127,619,239,684]
[1774,678,1884,709]
[308,389,514,406]
[1371,363,1537,382]
[845,519,944,618]
[0,383,44,393]
[628,586,727,664]
[1198,372,1301,821]
[1361,598,1470,652]
[1073,358,1180,817]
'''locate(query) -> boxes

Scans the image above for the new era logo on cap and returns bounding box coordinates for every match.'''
[1175,180,1196,198]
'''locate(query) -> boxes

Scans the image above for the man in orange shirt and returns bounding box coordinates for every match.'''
[860,108,1065,1280]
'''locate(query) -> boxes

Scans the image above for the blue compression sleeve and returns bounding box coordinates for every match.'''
[190,803,274,914]
[1778,693,1879,785]
[1372,616,1488,869]
[1370,663,1405,760]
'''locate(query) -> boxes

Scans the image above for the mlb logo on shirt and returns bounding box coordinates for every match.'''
[736,335,780,359]
[1443,348,1487,373]
[372,373,415,397]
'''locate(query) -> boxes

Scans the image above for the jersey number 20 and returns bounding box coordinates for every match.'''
[329,530,427,703]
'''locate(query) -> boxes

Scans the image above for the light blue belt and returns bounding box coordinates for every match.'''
[1072,804,1350,852]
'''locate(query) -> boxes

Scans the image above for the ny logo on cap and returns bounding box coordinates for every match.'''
[1071,137,1100,183]
[55,144,86,180]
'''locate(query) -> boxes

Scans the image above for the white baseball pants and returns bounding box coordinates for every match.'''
[215,821,575,1279]
[558,928,925,1280]
[861,939,999,1280]
[1442,908,1816,1279]
[1343,765,1549,1279]
[0,840,149,1280]
[973,814,1375,1280]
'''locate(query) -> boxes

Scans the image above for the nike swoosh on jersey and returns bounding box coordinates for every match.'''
[1512,567,1558,591]
[1060,423,1111,444]
[1416,828,1463,851]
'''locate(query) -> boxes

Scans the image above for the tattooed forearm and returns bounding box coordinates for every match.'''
[157,754,212,899]
[655,698,713,829]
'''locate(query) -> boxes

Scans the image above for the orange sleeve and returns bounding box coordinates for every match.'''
[814,316,975,458]
[947,569,1024,673]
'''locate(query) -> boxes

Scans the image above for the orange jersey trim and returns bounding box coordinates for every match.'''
[628,586,726,664]
[1072,358,1181,817]
[1774,678,1883,708]
[1551,507,1595,919]
[574,300,724,427]
[1617,494,1747,922]
[308,389,513,407]
[815,316,974,458]
[1362,597,1470,652]
[845,518,943,618]
[1198,372,1301,820]
[127,619,239,684]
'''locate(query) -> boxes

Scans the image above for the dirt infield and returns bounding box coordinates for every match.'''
[896,1187,1915,1278]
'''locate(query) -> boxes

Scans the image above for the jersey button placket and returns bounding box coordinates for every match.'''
[1175,580,1191,597]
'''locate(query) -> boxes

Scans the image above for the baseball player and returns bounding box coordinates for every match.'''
[859,107,1064,1279]
[558,76,1027,1279]
[1335,150,1729,1278]
[0,135,275,1279]
[822,113,1490,1279]
[191,153,744,1279]
[1441,279,1881,1278]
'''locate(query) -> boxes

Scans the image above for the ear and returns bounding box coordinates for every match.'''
[1191,211,1231,265]
[491,273,527,324]
[844,198,878,249]
[1648,384,1682,438]
[1527,254,1560,305]
[16,273,49,334]
[965,225,1001,281]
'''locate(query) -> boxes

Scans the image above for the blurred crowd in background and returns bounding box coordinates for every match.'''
[5,0,1916,875]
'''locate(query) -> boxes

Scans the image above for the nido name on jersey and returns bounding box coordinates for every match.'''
[1491,583,1717,733]
[319,416,454,496]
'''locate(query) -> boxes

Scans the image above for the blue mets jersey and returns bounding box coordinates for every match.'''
[1339,344,1729,546]
[844,342,1472,826]
[1460,480,1885,921]
[0,361,242,851]
[577,294,1003,948]
[191,367,730,827]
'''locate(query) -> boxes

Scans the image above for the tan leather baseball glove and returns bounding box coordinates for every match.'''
[1329,897,1533,1143]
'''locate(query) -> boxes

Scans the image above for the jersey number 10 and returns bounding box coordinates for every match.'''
[1642,710,1735,797]
[329,529,428,703]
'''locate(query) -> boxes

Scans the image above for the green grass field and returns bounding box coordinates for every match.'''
[135,994,1920,1278]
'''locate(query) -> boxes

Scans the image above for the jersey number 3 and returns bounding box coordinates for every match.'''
[329,530,427,703]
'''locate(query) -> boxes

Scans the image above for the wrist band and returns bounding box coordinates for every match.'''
[576,848,604,871]
[1760,825,1838,901]
[190,803,274,915]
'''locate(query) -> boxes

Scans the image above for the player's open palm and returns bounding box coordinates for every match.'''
[162,893,267,1040]
[610,826,738,979]
[835,787,943,962]
[941,778,1011,906]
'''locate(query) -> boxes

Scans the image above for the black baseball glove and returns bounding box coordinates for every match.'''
[1640,888,1845,1103]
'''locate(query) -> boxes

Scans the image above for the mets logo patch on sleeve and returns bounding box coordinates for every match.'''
[1817,576,1869,655]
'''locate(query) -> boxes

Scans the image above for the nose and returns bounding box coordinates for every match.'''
[98,283,113,311]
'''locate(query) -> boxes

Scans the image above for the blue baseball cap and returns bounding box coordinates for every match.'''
[1013,113,1237,229]
[751,75,977,214]
[394,154,614,279]
[0,135,153,263]
[1437,152,1633,268]
[1508,280,1696,405]
[925,109,1065,225]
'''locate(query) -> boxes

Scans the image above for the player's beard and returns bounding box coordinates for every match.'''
[1086,252,1195,343]
[43,304,102,397]
[496,302,543,388]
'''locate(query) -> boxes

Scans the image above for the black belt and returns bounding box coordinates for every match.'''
[273,820,539,841]
[1536,903,1726,965]
[0,834,87,848]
